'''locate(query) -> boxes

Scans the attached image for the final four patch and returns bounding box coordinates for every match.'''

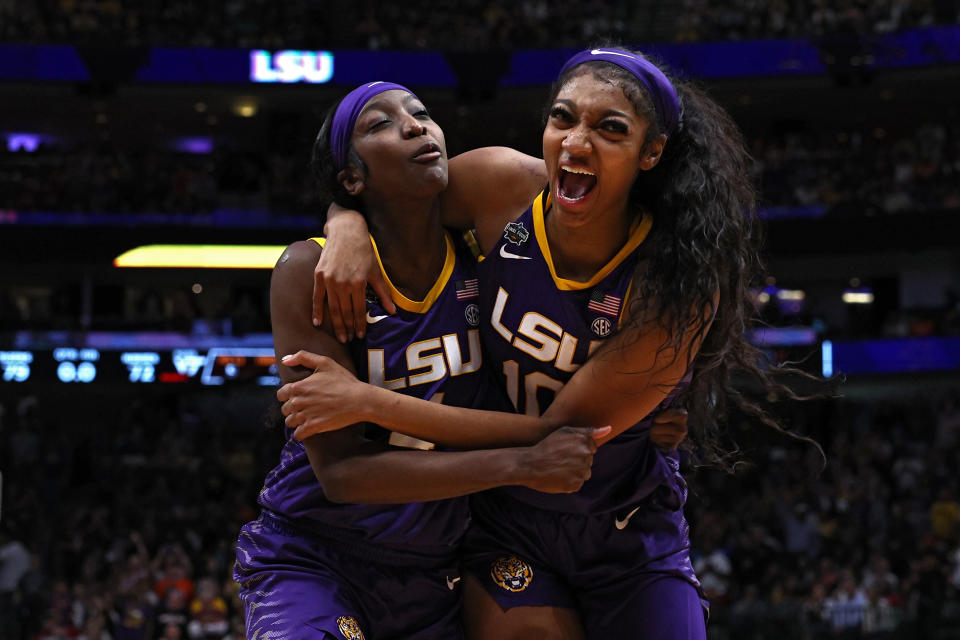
[490,556,534,593]
[337,616,365,640]
[503,221,530,246]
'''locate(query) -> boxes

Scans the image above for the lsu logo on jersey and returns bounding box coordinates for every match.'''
[368,329,482,391]
[490,556,534,593]
[337,616,365,640]
[503,221,530,246]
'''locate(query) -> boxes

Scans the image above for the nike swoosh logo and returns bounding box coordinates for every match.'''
[366,312,389,324]
[591,49,636,59]
[446,576,461,590]
[500,244,532,260]
[614,506,641,530]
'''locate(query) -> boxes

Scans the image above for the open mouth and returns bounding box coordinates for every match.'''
[557,166,597,203]
[412,142,442,162]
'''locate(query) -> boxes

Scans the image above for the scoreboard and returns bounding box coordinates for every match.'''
[0,333,279,386]
[5,330,960,384]
[0,347,278,386]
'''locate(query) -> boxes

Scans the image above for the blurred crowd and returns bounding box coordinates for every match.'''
[0,0,635,50]
[3,382,960,638]
[754,122,960,217]
[687,390,960,638]
[4,120,958,219]
[673,0,960,42]
[0,282,271,338]
[3,3,959,636]
[0,145,312,218]
[0,388,279,640]
[1,0,958,49]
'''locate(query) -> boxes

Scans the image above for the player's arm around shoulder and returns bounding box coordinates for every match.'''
[443,146,547,252]
[541,295,716,447]
[272,242,605,501]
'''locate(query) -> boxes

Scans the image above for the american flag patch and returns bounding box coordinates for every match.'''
[587,290,622,317]
[455,278,479,300]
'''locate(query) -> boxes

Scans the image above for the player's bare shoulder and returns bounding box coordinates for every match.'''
[446,147,547,252]
[274,240,324,279]
[271,239,325,306]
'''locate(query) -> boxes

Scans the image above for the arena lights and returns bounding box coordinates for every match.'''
[232,98,259,118]
[821,340,833,377]
[249,50,334,84]
[5,133,44,152]
[776,289,805,301]
[842,288,875,304]
[173,136,213,154]
[114,245,286,269]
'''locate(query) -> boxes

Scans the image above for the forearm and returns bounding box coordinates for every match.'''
[324,204,366,235]
[313,444,529,504]
[361,385,557,449]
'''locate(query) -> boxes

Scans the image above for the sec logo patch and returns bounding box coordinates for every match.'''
[465,303,480,326]
[490,556,534,593]
[591,317,612,337]
[337,616,365,640]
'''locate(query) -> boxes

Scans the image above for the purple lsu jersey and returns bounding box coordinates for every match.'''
[257,231,495,553]
[478,191,687,515]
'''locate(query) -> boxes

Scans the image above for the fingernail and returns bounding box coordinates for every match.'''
[337,333,347,343]
[313,317,320,327]
[281,354,293,362]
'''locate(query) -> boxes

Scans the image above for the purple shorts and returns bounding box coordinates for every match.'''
[463,490,707,639]
[234,512,464,640]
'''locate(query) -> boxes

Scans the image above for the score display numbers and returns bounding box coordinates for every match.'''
[0,351,33,382]
[54,347,100,383]
[0,347,279,386]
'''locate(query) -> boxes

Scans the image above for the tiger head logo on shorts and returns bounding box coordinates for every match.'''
[337,616,365,640]
[490,556,534,592]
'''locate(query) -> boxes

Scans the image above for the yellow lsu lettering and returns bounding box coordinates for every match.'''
[407,338,446,387]
[491,287,601,371]
[367,330,481,391]
[491,287,604,416]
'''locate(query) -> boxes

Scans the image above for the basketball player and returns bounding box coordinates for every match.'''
[282,47,779,639]
[233,82,614,640]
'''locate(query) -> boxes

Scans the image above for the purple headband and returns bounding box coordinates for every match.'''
[558,48,680,136]
[330,81,417,171]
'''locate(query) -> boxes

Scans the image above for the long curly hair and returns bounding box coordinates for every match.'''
[548,55,825,470]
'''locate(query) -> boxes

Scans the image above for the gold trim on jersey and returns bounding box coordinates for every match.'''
[532,191,653,291]
[618,278,634,330]
[370,232,455,313]
[462,229,485,262]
